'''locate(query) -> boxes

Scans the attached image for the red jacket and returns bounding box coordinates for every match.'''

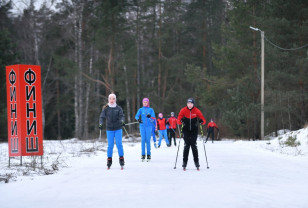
[157,118,167,130]
[177,106,206,131]
[168,116,177,129]
[207,121,218,129]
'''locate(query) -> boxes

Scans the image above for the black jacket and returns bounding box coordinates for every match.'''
[99,105,124,131]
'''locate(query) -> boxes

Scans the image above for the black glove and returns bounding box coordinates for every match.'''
[138,118,142,123]
[199,119,203,125]
[217,128,220,132]
[99,124,103,130]
[121,121,126,127]
[146,114,151,118]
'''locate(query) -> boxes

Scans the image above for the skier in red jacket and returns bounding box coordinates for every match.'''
[167,112,177,146]
[177,98,206,169]
[206,119,219,143]
[157,113,170,147]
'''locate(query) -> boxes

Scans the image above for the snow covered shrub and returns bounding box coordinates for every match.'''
[284,136,300,147]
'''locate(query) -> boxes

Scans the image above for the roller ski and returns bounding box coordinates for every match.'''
[147,155,151,162]
[107,157,112,170]
[141,155,145,162]
[119,156,125,170]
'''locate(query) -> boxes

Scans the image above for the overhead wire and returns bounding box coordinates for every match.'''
[264,35,308,51]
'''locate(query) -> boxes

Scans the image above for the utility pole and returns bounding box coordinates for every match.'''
[261,30,264,141]
[249,26,264,140]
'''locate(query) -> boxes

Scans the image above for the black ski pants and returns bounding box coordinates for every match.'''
[169,128,176,146]
[183,129,199,163]
[206,129,215,142]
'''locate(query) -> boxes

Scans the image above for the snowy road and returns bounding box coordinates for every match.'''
[1,140,308,208]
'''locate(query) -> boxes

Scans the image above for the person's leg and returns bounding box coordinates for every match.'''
[107,130,115,158]
[145,126,152,156]
[205,131,211,143]
[163,130,170,146]
[152,128,157,143]
[190,129,199,165]
[140,126,146,156]
[182,130,191,166]
[167,129,171,145]
[158,130,163,147]
[211,131,215,143]
[171,129,176,145]
[115,129,124,157]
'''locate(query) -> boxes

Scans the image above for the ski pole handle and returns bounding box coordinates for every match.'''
[199,124,204,137]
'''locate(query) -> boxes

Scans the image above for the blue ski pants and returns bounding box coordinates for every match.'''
[140,125,152,156]
[158,129,170,146]
[107,129,124,158]
[152,127,157,142]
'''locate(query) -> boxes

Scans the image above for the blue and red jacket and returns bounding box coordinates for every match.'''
[177,106,206,131]
[168,116,177,129]
[135,107,156,127]
[157,118,167,130]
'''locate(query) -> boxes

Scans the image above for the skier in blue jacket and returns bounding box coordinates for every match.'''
[135,98,156,161]
[99,93,125,169]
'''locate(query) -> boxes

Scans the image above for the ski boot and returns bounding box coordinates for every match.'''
[147,155,151,162]
[182,161,187,171]
[107,157,112,169]
[119,156,125,170]
[141,155,145,162]
[158,145,161,148]
[195,161,200,171]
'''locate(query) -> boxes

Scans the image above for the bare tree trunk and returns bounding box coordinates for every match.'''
[74,5,80,139]
[56,67,61,140]
[124,65,132,132]
[158,2,162,110]
[107,12,116,91]
[278,83,285,130]
[202,19,206,72]
[287,92,292,130]
[84,45,93,139]
[78,1,84,138]
[136,1,141,108]
[95,50,100,133]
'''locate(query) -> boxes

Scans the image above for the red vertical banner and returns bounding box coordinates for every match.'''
[6,65,43,157]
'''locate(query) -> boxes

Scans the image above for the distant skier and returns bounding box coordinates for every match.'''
[99,93,125,169]
[135,98,156,161]
[157,113,170,148]
[205,119,219,143]
[177,98,206,170]
[167,112,177,146]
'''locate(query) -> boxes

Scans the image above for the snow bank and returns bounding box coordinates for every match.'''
[235,127,308,156]
[0,139,106,183]
[261,127,308,156]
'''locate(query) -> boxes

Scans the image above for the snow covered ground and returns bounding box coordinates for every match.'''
[1,128,308,208]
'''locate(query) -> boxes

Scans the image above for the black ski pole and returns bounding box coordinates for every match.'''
[200,124,209,169]
[203,141,210,169]
[173,124,182,169]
